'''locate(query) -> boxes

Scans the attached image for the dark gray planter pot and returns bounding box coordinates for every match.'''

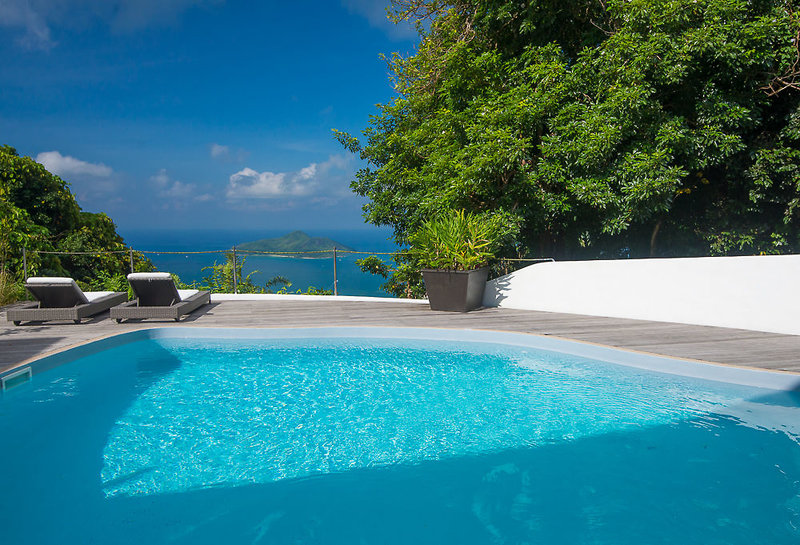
[421,267,489,312]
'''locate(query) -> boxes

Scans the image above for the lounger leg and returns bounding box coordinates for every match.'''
[13,321,21,326]
[115,318,123,324]
[74,319,81,324]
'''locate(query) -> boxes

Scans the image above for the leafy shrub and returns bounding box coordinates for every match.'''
[298,286,333,296]
[265,275,291,293]
[355,254,425,298]
[0,270,24,306]
[79,270,130,294]
[199,253,264,293]
[408,210,507,270]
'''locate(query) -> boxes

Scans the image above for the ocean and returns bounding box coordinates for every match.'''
[119,228,400,297]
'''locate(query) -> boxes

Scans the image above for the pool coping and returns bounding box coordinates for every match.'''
[3,326,799,392]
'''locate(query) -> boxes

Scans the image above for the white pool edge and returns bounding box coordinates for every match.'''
[210,294,427,303]
[4,326,800,392]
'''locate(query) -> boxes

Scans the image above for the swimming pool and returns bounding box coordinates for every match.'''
[1,327,799,544]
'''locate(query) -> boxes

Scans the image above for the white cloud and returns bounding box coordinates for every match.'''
[340,0,417,40]
[209,142,248,162]
[297,164,317,180]
[36,151,113,178]
[150,168,209,201]
[210,143,229,159]
[226,168,314,199]
[108,0,222,32]
[161,180,196,199]
[225,155,354,204]
[34,150,119,202]
[0,1,53,49]
[150,168,170,186]
[0,0,220,50]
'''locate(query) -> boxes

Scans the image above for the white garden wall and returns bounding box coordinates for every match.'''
[482,254,800,335]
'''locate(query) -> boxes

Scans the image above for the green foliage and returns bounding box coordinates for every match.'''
[295,286,334,296]
[0,190,52,279]
[356,255,392,277]
[0,145,153,303]
[355,254,426,298]
[0,145,80,237]
[270,283,333,295]
[59,212,151,282]
[339,0,800,294]
[264,275,292,293]
[262,276,334,296]
[193,256,334,296]
[408,209,507,269]
[79,270,131,294]
[0,270,25,306]
[200,253,264,293]
[357,210,511,296]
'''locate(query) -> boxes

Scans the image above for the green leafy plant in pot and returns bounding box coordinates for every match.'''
[409,210,505,312]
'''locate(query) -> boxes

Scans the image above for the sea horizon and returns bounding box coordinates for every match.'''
[119,227,401,297]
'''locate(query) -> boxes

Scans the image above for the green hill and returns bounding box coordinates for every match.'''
[237,231,354,256]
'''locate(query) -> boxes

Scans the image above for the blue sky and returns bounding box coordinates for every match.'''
[0,0,417,234]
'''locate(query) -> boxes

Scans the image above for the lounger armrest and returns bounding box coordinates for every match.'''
[181,290,210,303]
[8,302,40,311]
[110,300,139,310]
[110,291,209,322]
[174,290,211,314]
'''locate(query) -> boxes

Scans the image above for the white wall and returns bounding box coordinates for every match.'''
[483,254,800,335]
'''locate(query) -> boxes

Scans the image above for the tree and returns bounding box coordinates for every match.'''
[0,145,151,294]
[337,0,800,293]
[0,191,50,303]
[1,145,75,277]
[0,145,80,238]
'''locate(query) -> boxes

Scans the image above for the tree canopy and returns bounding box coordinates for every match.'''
[337,0,800,294]
[0,145,150,297]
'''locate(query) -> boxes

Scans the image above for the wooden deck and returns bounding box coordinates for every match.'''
[2,298,800,375]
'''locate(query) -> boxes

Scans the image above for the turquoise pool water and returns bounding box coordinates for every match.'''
[1,331,799,544]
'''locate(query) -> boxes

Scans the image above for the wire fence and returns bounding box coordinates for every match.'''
[19,246,554,296]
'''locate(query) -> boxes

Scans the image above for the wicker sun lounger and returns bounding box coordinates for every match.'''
[7,277,128,325]
[110,272,210,323]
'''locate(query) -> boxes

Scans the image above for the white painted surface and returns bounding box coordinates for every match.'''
[211,293,428,304]
[483,254,800,336]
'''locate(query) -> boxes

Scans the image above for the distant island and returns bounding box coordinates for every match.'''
[237,231,354,256]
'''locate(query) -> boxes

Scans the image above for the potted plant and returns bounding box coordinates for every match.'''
[409,210,505,312]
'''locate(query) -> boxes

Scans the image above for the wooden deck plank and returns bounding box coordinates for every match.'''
[2,299,799,375]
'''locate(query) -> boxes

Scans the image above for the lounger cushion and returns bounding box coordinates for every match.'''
[26,277,76,285]
[85,291,115,302]
[127,272,173,281]
[25,277,89,308]
[177,289,199,301]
